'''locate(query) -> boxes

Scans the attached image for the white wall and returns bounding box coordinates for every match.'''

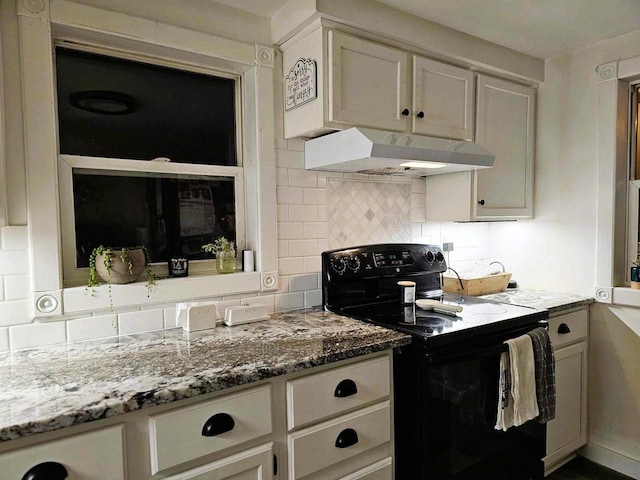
[489,30,640,475]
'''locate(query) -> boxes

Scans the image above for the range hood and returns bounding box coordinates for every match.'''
[304,127,494,176]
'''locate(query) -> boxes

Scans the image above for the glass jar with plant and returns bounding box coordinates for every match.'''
[202,237,236,274]
[87,245,157,308]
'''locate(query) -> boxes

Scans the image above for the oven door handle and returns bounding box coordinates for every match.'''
[429,321,548,364]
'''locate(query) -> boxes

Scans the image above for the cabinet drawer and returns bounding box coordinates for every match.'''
[549,309,588,348]
[287,356,390,430]
[287,401,391,479]
[149,385,272,474]
[0,425,125,480]
[340,457,393,480]
[164,443,272,480]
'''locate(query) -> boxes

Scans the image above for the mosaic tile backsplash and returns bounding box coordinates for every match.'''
[328,179,411,248]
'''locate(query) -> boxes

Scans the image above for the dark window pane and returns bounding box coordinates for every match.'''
[73,172,236,267]
[56,47,237,165]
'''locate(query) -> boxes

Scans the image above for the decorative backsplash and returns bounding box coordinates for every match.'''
[328,179,411,248]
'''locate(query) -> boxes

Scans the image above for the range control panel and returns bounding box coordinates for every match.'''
[322,243,447,280]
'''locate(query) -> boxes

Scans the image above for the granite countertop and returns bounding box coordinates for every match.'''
[481,289,594,314]
[0,308,410,442]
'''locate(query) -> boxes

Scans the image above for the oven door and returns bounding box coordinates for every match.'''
[393,325,546,480]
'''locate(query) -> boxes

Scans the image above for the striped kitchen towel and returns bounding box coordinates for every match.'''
[527,327,556,422]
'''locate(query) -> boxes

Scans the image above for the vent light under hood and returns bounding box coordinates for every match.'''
[304,127,494,176]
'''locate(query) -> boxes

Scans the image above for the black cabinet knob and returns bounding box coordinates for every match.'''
[558,323,571,334]
[334,379,358,398]
[202,412,235,437]
[478,199,485,206]
[417,111,425,118]
[401,108,410,116]
[22,462,68,480]
[335,428,359,448]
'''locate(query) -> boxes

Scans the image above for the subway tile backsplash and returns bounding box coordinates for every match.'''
[0,148,490,350]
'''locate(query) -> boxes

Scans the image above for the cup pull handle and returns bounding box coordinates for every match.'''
[202,412,235,437]
[335,428,359,448]
[22,462,68,480]
[558,323,571,334]
[334,379,358,398]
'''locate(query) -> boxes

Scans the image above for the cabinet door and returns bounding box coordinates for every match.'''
[475,75,535,219]
[166,443,272,480]
[328,30,409,131]
[412,56,474,140]
[0,425,125,480]
[544,341,588,469]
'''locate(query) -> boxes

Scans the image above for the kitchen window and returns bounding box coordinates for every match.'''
[55,47,245,286]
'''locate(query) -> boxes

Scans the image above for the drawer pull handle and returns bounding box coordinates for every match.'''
[201,413,235,437]
[558,323,571,334]
[334,379,358,398]
[335,428,359,448]
[22,461,68,480]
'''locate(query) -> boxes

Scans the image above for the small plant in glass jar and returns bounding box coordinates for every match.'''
[202,237,236,274]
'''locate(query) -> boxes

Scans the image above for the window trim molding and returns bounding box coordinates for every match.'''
[595,57,640,305]
[17,0,278,317]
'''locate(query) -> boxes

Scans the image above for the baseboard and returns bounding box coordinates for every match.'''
[580,442,640,479]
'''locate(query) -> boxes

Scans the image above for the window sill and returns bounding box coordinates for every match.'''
[63,271,263,315]
[609,286,640,308]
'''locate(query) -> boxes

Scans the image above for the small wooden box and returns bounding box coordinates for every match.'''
[442,272,512,296]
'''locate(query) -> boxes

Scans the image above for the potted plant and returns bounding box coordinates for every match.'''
[87,246,157,307]
[631,258,640,289]
[202,237,236,274]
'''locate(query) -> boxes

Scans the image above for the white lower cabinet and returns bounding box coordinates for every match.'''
[164,443,273,480]
[0,424,126,480]
[0,351,395,480]
[544,308,589,473]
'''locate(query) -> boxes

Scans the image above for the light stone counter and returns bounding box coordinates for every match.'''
[0,308,410,442]
[481,289,594,314]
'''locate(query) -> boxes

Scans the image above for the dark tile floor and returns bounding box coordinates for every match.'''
[547,456,635,480]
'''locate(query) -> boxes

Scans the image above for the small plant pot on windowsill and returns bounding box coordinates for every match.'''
[96,247,146,284]
[631,266,640,289]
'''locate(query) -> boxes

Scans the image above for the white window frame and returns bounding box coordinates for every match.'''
[58,155,247,287]
[18,0,278,317]
[595,56,640,306]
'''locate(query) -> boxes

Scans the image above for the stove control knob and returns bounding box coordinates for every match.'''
[331,257,347,274]
[347,256,361,272]
[435,251,445,263]
[425,251,435,263]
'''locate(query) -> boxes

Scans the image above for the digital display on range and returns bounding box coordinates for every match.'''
[373,251,414,267]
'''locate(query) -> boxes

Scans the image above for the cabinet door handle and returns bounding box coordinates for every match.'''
[334,379,358,398]
[416,111,425,118]
[22,461,68,480]
[558,323,571,334]
[335,428,359,448]
[201,412,235,437]
[478,199,485,206]
[401,108,410,116]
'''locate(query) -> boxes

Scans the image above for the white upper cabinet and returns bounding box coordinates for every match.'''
[412,57,474,140]
[282,26,475,140]
[328,30,409,132]
[475,74,535,218]
[426,74,535,221]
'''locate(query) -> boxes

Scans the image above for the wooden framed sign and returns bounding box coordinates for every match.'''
[285,58,317,111]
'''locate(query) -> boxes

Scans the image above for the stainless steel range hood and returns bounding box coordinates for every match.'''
[304,127,494,176]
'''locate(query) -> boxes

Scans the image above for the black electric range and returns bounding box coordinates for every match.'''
[322,244,548,480]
